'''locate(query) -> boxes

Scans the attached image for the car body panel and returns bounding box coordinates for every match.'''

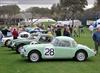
[2,32,31,45]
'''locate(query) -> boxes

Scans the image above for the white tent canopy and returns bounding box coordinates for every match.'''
[91,18,100,29]
[32,18,56,24]
[56,20,82,26]
[96,18,100,24]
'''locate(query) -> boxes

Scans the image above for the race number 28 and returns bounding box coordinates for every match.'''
[44,48,55,56]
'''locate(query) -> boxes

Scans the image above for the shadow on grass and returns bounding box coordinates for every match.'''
[8,51,18,54]
[16,58,94,64]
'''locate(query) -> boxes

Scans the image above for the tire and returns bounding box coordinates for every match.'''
[28,51,41,62]
[75,50,87,62]
[5,40,10,46]
[16,44,25,54]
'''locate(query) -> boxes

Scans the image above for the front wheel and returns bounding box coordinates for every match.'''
[28,51,41,62]
[75,51,87,62]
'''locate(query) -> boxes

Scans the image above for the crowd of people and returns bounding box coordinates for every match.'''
[47,24,84,37]
[0,23,83,42]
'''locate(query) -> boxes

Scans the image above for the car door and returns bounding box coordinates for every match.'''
[54,40,76,58]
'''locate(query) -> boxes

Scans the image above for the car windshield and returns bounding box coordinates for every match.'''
[51,38,60,46]
[39,35,53,43]
[28,34,38,39]
[6,32,12,37]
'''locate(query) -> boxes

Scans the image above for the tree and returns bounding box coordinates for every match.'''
[0,5,20,18]
[89,0,100,19]
[96,0,100,6]
[26,7,51,18]
[93,0,100,11]
[60,0,87,20]
[51,4,62,20]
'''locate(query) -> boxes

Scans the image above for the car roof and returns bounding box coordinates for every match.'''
[55,36,75,41]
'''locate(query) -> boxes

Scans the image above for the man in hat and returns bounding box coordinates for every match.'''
[92,25,100,54]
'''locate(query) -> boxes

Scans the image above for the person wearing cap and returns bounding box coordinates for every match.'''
[92,25,100,54]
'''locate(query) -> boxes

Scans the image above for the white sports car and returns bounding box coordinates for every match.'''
[2,31,31,46]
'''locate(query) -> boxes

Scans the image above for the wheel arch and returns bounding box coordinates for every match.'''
[28,49,42,59]
[75,49,88,58]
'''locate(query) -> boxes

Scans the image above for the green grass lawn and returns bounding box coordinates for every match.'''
[0,28,100,73]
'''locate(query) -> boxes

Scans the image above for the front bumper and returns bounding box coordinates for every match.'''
[8,42,16,50]
[20,49,28,59]
[88,49,96,57]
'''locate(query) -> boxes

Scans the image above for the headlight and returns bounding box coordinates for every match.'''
[24,49,26,52]
[2,39,5,43]
[30,41,38,45]
[11,42,15,46]
[20,48,26,53]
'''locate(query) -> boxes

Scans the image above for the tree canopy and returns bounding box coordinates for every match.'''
[59,0,87,20]
[26,7,51,18]
[0,5,20,17]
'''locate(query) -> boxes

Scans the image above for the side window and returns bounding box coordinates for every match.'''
[58,40,71,47]
[39,36,47,43]
[64,41,71,47]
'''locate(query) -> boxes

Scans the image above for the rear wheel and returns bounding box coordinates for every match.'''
[28,51,41,62]
[5,40,10,46]
[16,44,25,54]
[75,50,87,62]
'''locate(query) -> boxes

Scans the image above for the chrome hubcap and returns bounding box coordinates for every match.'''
[30,53,39,62]
[77,52,85,61]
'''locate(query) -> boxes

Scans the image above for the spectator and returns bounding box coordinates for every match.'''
[55,25,61,36]
[1,27,9,37]
[63,27,70,37]
[92,25,100,54]
[69,25,73,36]
[89,25,94,34]
[0,31,3,45]
[73,25,79,37]
[12,29,19,39]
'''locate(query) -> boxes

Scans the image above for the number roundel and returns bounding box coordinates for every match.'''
[44,48,55,58]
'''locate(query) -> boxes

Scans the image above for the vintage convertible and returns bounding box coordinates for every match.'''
[20,36,96,62]
[8,34,53,53]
